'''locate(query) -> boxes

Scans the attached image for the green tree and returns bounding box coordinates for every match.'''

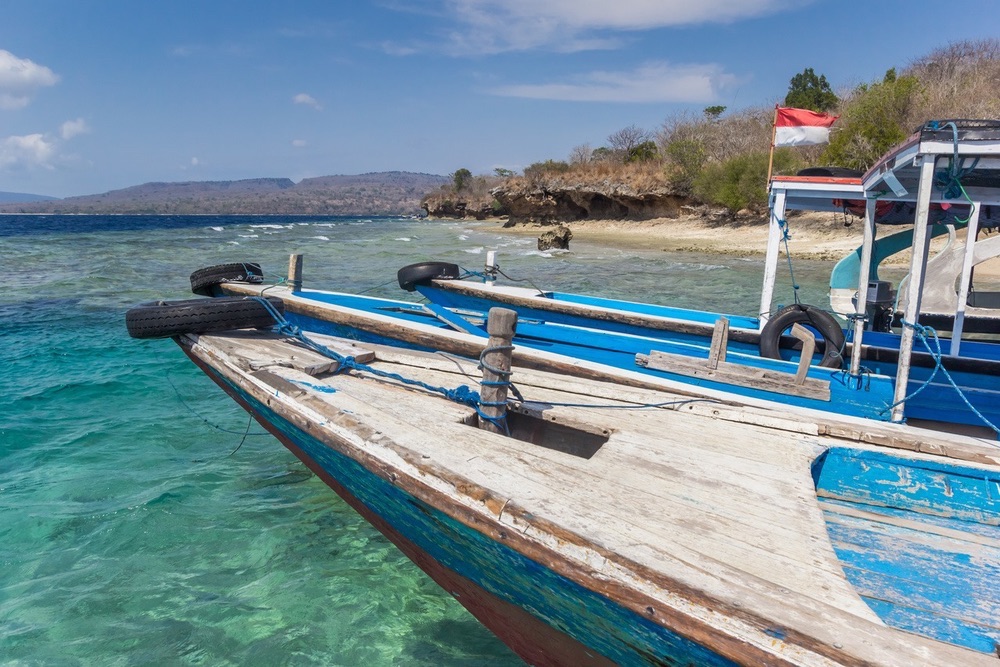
[822,69,923,170]
[493,167,515,178]
[664,139,707,194]
[693,150,800,212]
[523,160,571,181]
[703,105,726,120]
[590,146,614,162]
[626,140,659,163]
[784,68,838,112]
[452,168,473,192]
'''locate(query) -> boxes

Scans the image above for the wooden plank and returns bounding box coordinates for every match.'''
[707,317,729,370]
[789,323,815,386]
[637,350,831,401]
[254,355,862,608]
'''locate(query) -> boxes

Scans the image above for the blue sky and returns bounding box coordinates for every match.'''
[2,0,999,198]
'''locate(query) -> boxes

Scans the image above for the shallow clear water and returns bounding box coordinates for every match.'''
[0,214,834,664]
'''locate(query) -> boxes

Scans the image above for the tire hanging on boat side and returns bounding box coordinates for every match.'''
[125,296,284,339]
[190,262,264,296]
[759,304,845,369]
[397,262,461,291]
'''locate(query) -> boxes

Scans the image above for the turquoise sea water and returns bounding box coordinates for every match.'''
[0,214,837,665]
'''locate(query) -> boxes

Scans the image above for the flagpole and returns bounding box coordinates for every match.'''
[766,104,779,190]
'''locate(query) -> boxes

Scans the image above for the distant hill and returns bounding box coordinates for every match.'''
[0,172,449,215]
[0,191,59,204]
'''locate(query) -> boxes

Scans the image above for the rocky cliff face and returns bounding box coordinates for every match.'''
[423,177,692,225]
[493,180,689,225]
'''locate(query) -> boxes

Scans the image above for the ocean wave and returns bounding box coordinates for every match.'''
[394,237,412,242]
[311,236,330,241]
[463,247,484,254]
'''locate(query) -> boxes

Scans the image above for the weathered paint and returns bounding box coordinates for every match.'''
[814,448,1000,653]
[195,360,741,667]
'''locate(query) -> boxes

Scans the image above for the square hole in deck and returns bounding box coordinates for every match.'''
[463,409,609,459]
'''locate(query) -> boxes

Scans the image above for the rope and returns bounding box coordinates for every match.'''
[165,371,271,438]
[251,297,518,433]
[929,120,979,223]
[776,218,801,304]
[882,320,999,437]
[460,264,548,296]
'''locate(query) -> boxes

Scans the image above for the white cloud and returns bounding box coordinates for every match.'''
[491,62,739,103]
[60,118,90,139]
[293,93,322,110]
[0,133,57,169]
[0,50,59,109]
[291,139,307,147]
[442,0,803,53]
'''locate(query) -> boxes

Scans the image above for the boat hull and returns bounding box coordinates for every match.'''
[181,348,745,667]
[412,282,1000,434]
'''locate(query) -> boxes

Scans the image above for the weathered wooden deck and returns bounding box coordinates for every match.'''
[181,329,1000,665]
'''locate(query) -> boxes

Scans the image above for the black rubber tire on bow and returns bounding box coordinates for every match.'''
[397,262,461,291]
[759,304,845,369]
[126,296,284,339]
[190,262,264,296]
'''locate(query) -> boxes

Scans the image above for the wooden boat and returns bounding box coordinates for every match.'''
[124,120,1000,662]
[129,307,1000,665]
[393,120,1000,436]
[198,267,998,436]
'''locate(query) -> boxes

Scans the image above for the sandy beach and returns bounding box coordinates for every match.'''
[480,211,871,261]
[473,213,1000,281]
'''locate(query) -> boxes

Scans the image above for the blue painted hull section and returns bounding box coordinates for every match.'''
[289,290,898,421]
[412,285,1000,432]
[416,284,763,348]
[814,448,1000,654]
[210,370,740,667]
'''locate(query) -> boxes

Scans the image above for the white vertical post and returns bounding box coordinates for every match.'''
[849,199,877,376]
[890,158,936,423]
[950,204,981,357]
[759,189,786,330]
[485,250,497,286]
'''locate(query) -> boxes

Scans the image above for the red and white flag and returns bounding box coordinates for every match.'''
[773,107,839,147]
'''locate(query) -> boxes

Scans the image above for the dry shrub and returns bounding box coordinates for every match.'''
[902,38,1000,124]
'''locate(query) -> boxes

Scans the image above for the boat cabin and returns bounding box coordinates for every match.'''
[766,119,1000,423]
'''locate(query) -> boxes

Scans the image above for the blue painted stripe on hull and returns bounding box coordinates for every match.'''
[414,286,1000,430]
[210,371,741,667]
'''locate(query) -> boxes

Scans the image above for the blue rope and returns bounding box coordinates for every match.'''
[776,218,801,304]
[929,120,979,218]
[252,297,517,433]
[882,320,999,436]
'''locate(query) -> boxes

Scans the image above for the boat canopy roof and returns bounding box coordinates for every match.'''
[771,119,1000,227]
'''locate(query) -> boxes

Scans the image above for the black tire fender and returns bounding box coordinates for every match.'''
[126,296,284,339]
[759,304,845,369]
[397,262,461,292]
[190,262,264,296]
